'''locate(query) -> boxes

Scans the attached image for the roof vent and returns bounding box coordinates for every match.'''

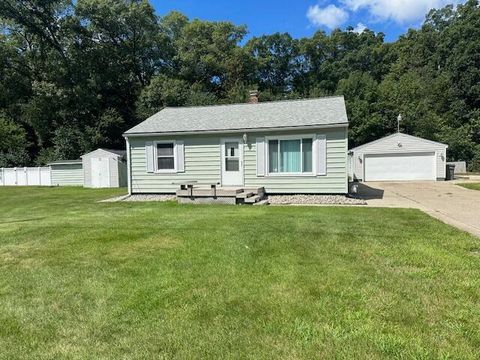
[248,90,259,104]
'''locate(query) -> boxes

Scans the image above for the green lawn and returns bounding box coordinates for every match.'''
[458,182,480,191]
[1,187,479,359]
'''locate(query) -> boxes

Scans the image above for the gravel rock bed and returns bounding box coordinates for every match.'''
[101,194,176,202]
[267,194,366,205]
[123,194,176,202]
[102,194,365,205]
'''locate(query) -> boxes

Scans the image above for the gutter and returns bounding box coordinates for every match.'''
[123,123,349,138]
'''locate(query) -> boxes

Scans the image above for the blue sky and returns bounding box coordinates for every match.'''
[151,0,464,42]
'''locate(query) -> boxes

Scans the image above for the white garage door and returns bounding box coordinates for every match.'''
[365,152,435,181]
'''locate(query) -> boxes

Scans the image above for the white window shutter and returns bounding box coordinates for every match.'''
[176,141,185,173]
[256,137,266,177]
[316,134,327,176]
[145,141,154,173]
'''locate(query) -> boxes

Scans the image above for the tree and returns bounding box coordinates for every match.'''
[136,75,191,118]
[0,112,30,167]
[0,1,479,169]
[174,18,247,94]
[246,33,301,94]
[337,71,383,146]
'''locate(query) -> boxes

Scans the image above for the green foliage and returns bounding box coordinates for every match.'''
[467,147,480,172]
[52,126,87,160]
[0,112,30,166]
[34,147,57,166]
[246,33,301,93]
[185,85,218,106]
[86,108,126,150]
[137,75,191,118]
[0,1,479,166]
[337,71,383,146]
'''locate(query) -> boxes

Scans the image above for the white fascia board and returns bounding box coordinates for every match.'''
[123,123,348,138]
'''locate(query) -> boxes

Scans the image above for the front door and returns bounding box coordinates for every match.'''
[221,139,243,186]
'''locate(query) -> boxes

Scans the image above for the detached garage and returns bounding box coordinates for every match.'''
[82,149,127,188]
[349,133,448,182]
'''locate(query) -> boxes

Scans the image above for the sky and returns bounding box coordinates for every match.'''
[151,0,465,42]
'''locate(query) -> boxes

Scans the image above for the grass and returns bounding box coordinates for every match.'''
[458,182,480,191]
[0,187,479,359]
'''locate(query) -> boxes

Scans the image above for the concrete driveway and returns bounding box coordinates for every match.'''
[357,181,480,237]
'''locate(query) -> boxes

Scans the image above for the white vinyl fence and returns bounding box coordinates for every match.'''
[0,167,52,186]
[447,161,467,174]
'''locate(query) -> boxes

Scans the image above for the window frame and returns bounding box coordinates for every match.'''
[265,134,316,176]
[154,140,177,173]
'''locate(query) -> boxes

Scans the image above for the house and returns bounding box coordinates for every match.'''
[48,160,84,186]
[81,149,128,188]
[123,93,349,195]
[349,133,448,182]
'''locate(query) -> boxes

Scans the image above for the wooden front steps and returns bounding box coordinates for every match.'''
[175,184,267,205]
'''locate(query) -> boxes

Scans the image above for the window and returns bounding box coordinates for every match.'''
[156,142,175,171]
[268,138,313,174]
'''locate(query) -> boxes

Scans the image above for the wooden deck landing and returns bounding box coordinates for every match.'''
[176,186,267,205]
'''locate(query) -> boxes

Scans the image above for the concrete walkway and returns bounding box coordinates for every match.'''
[357,181,480,237]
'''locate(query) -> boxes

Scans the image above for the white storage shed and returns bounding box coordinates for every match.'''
[81,149,127,188]
[349,133,448,182]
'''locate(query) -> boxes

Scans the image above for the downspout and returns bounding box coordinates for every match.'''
[125,137,132,195]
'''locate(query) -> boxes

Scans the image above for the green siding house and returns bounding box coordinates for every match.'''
[124,95,349,195]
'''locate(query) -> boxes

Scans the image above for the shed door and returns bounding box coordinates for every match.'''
[364,152,435,181]
[91,157,110,188]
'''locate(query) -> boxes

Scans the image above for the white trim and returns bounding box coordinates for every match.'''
[176,140,185,173]
[256,137,266,177]
[220,138,244,186]
[265,134,315,177]
[124,123,348,138]
[362,153,365,181]
[106,157,111,187]
[126,138,132,195]
[315,134,327,176]
[154,140,177,173]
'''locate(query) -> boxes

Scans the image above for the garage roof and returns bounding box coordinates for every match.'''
[350,133,448,152]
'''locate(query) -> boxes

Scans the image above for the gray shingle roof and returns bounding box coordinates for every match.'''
[99,149,126,157]
[125,96,348,135]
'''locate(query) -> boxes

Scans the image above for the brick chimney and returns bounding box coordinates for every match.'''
[248,90,259,104]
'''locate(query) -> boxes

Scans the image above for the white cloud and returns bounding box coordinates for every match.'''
[341,0,464,23]
[307,4,349,29]
[353,22,367,33]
